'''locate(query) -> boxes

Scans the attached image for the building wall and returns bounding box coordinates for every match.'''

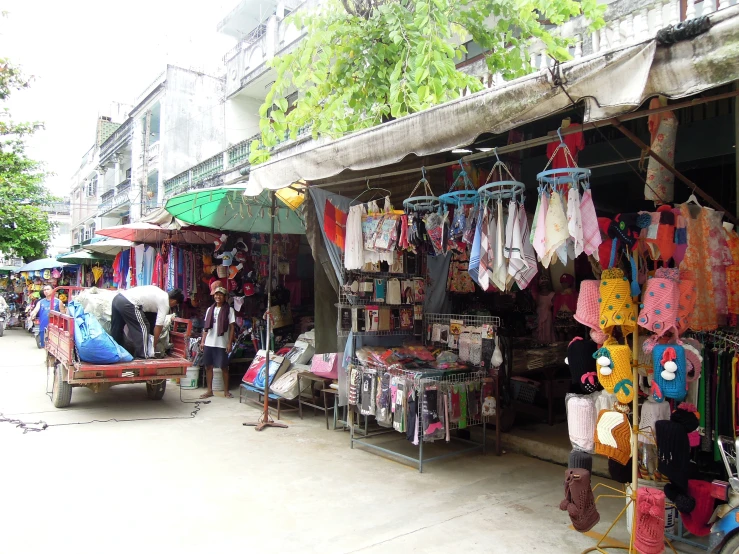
[161,65,226,182]
[48,211,72,258]
[224,94,262,145]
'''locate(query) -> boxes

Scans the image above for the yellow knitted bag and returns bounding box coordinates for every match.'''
[599,268,637,337]
[594,339,634,404]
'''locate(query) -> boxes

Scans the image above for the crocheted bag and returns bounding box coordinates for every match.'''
[651,344,687,403]
[638,277,679,338]
[599,268,637,337]
[594,340,634,404]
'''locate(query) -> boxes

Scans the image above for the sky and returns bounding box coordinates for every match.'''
[3,0,237,197]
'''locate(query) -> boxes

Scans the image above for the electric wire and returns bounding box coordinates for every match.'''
[0,368,211,434]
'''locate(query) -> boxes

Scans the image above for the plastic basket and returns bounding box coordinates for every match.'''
[511,376,540,404]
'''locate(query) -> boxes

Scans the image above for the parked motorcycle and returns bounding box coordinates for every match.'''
[708,436,739,553]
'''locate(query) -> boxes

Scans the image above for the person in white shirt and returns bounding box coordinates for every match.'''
[111,285,184,359]
[199,281,235,398]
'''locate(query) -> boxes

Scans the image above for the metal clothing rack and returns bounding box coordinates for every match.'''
[349,366,494,472]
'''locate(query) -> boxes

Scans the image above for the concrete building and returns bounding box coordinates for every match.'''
[69,65,226,247]
[44,199,72,258]
[97,65,226,225]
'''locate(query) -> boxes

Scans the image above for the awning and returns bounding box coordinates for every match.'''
[164,185,305,235]
[17,258,69,273]
[248,5,739,191]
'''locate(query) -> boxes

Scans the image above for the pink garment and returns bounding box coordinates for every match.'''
[536,291,556,344]
[152,254,164,289]
[553,290,578,316]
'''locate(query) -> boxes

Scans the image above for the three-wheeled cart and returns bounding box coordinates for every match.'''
[45,287,192,408]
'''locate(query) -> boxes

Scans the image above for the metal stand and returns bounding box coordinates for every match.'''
[579,255,676,554]
[349,369,490,472]
[243,191,288,432]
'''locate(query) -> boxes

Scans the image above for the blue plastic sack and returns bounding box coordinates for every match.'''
[67,302,133,364]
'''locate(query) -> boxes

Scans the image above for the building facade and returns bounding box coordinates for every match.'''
[70,66,226,248]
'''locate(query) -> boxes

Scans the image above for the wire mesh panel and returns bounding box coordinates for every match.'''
[423,313,501,353]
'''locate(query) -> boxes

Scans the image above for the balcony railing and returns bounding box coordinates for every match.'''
[163,128,310,199]
[98,179,132,215]
[99,118,133,163]
[222,21,270,63]
[467,0,734,92]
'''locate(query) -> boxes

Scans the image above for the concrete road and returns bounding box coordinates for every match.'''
[0,328,683,554]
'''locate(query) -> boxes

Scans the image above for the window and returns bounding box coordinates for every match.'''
[56,223,70,237]
[88,222,96,239]
[86,175,98,197]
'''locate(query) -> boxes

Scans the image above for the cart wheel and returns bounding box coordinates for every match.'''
[51,365,72,408]
[146,380,167,400]
[719,532,739,554]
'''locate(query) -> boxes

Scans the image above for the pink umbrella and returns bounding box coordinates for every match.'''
[95,221,220,245]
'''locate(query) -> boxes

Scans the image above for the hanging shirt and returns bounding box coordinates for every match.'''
[134,244,146,286]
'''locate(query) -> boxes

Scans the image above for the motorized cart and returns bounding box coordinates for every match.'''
[45,287,192,408]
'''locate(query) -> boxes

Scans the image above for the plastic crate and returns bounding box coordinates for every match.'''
[511,376,540,404]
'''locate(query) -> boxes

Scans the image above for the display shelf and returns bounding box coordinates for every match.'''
[349,367,496,472]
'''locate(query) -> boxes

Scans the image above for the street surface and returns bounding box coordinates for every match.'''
[0,327,686,554]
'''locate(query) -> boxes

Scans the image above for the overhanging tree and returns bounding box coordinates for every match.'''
[0,56,55,261]
[250,0,605,164]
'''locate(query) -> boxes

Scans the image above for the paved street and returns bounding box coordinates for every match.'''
[0,328,656,554]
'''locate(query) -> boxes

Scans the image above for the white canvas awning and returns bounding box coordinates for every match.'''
[249,5,739,191]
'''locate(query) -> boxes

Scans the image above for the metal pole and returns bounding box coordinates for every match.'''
[243,190,287,431]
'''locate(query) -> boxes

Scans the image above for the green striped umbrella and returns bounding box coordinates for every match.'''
[164,185,305,235]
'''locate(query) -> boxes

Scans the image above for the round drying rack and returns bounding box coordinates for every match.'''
[478,149,526,202]
[403,168,441,213]
[439,160,479,208]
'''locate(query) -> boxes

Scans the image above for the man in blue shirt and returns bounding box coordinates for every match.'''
[30,284,65,347]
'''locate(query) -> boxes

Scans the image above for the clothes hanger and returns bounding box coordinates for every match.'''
[351,178,391,205]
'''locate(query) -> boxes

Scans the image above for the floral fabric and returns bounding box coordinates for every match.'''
[679,204,732,330]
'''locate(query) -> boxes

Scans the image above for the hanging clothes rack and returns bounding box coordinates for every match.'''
[439,160,479,208]
[402,167,440,213]
[478,148,526,202]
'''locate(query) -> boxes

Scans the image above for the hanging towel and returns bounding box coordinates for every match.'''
[506,200,526,279]
[492,199,508,291]
[542,192,569,268]
[468,211,483,286]
[580,187,601,260]
[515,203,539,289]
[478,206,491,291]
[530,190,543,246]
[533,190,549,261]
[567,186,584,258]
[555,191,570,265]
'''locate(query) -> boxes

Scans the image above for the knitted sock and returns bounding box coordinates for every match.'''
[595,410,632,465]
[595,342,634,404]
[608,458,632,484]
[656,206,676,262]
[678,480,715,537]
[567,395,596,453]
[568,469,600,532]
[664,483,696,513]
[569,450,594,473]
[634,487,667,554]
[599,268,637,336]
[656,420,691,491]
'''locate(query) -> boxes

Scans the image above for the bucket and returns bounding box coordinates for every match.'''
[180,366,200,390]
[626,479,677,535]
[212,368,224,392]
